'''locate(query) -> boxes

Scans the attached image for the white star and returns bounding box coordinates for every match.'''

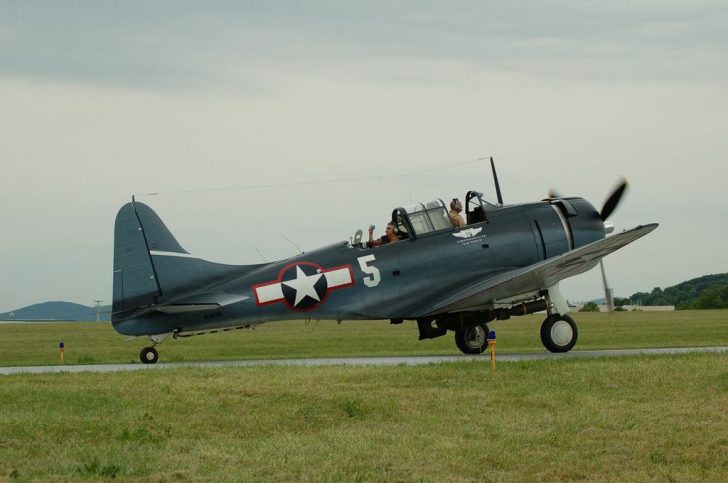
[282,266,324,307]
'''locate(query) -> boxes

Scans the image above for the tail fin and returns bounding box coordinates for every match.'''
[112,201,244,320]
[112,202,162,318]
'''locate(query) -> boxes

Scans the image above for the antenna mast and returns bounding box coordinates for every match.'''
[490,157,504,205]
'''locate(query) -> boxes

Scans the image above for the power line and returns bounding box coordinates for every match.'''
[136,157,487,198]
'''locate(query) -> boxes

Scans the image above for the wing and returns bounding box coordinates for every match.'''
[427,223,658,314]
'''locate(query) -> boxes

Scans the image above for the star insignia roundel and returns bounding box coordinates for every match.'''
[253,262,354,311]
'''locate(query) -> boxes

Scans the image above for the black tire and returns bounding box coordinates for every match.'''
[540,314,578,353]
[455,323,489,354]
[140,346,159,364]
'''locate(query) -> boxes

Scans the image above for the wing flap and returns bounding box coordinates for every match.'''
[154,293,250,314]
[430,223,658,314]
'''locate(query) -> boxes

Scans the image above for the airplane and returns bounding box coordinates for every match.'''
[111,159,658,363]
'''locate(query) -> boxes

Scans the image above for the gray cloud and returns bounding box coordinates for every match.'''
[0,2,727,311]
[1,1,726,90]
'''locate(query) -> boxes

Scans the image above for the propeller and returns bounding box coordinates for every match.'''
[599,178,629,221]
[547,188,562,199]
[546,178,629,222]
[546,177,628,312]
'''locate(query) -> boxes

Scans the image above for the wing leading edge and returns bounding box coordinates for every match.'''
[428,223,659,314]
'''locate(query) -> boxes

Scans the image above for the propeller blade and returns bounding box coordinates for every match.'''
[600,178,629,221]
[548,188,562,199]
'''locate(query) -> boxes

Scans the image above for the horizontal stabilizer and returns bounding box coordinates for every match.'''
[156,304,220,314]
[155,293,250,313]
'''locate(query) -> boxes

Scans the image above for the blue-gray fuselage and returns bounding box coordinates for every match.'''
[111,198,604,337]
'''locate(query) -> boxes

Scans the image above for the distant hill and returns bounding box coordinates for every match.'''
[621,273,728,310]
[0,301,111,321]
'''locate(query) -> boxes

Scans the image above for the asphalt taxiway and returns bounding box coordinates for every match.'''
[0,346,725,375]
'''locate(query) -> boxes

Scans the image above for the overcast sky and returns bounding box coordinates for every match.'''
[1,1,727,312]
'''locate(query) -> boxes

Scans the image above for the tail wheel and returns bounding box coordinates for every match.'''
[140,347,159,364]
[455,323,489,354]
[540,314,578,353]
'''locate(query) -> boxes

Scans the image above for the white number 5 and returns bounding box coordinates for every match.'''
[357,255,381,288]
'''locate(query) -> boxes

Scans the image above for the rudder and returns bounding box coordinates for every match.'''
[112,202,164,319]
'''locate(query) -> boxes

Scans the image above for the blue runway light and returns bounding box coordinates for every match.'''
[487,330,496,371]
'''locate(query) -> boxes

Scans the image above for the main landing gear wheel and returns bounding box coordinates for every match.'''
[455,323,489,354]
[140,347,159,364]
[540,314,578,353]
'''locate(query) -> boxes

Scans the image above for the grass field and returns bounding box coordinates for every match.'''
[0,354,726,481]
[0,310,727,367]
[1,311,726,481]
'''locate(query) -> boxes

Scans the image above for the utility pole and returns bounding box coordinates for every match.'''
[93,300,103,322]
[599,260,614,312]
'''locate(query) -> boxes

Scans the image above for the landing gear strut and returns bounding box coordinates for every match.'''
[538,284,578,353]
[454,323,489,354]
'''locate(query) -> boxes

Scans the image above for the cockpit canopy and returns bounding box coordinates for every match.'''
[391,199,452,239]
[350,191,496,247]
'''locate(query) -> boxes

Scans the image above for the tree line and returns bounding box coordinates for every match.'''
[620,273,728,310]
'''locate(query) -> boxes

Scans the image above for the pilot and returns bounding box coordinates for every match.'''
[449,198,465,227]
[368,222,401,248]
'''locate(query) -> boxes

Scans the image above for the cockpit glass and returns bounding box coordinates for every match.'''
[428,208,452,230]
[401,202,425,213]
[399,199,451,236]
[409,212,434,233]
[424,200,441,210]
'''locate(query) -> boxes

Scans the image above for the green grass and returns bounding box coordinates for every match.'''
[0,354,726,481]
[1,311,726,480]
[1,310,727,367]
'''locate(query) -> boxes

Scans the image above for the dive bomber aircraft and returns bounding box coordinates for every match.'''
[112,160,657,363]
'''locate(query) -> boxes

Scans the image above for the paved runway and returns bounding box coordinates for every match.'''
[1,346,725,375]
